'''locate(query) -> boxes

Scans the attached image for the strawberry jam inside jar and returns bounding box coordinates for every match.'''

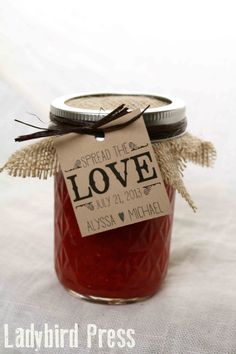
[52,93,187,304]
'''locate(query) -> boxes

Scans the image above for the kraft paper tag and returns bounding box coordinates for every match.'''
[54,109,171,236]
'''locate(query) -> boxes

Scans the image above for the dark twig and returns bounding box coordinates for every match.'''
[14,119,50,131]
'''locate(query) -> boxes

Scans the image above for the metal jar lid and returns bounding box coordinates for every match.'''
[50,92,186,127]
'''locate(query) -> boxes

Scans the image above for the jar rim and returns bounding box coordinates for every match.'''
[50,92,186,127]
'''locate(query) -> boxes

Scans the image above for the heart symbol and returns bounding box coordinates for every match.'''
[118,212,125,222]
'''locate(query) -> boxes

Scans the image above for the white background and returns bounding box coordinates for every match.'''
[0,1,236,353]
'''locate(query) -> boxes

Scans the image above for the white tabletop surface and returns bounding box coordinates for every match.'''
[0,1,236,353]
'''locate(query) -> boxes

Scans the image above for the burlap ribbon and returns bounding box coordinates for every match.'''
[0,132,216,211]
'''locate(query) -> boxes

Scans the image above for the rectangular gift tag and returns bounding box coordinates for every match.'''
[54,109,171,236]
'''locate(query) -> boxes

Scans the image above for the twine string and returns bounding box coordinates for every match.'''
[15,104,149,142]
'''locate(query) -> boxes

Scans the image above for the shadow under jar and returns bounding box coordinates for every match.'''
[52,93,187,304]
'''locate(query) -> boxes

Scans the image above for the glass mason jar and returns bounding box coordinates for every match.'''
[52,93,186,304]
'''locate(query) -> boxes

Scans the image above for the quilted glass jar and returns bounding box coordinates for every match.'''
[52,93,186,304]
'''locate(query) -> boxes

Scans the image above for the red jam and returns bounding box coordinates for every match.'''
[54,170,175,300]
